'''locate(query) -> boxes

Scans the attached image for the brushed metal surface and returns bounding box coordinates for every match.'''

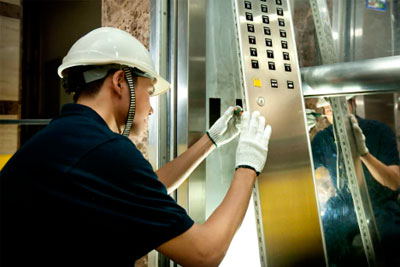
[233,0,325,265]
[176,0,189,211]
[175,0,207,223]
[301,56,400,98]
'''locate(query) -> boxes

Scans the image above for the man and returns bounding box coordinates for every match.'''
[0,27,272,266]
[308,96,400,266]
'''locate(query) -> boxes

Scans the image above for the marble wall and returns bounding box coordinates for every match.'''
[0,0,21,157]
[102,0,151,161]
[102,1,151,265]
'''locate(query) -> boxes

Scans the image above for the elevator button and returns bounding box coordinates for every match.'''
[280,30,287,38]
[267,50,274,58]
[276,0,282,5]
[246,12,253,21]
[250,47,258,57]
[287,81,294,89]
[253,78,262,87]
[271,79,278,88]
[281,41,288,49]
[265,38,272,47]
[261,4,268,13]
[257,96,265,106]
[283,52,290,60]
[260,0,266,2]
[278,19,285,27]
[277,8,284,16]
[264,27,271,35]
[268,62,276,70]
[262,15,269,24]
[244,1,252,9]
[284,63,291,72]
[249,36,256,44]
[247,24,255,33]
[251,60,259,69]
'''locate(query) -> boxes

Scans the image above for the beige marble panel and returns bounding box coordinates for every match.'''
[102,1,151,266]
[0,15,20,101]
[0,114,18,154]
[1,0,20,6]
[102,0,150,49]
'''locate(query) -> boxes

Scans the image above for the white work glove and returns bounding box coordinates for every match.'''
[207,106,242,147]
[235,111,272,175]
[306,109,317,131]
[350,114,369,156]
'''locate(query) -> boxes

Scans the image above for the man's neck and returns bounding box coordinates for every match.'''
[77,94,121,134]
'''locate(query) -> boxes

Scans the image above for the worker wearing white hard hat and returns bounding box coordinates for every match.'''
[308,94,400,265]
[1,27,272,266]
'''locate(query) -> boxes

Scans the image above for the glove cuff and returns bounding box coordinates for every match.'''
[206,131,218,147]
[235,165,260,176]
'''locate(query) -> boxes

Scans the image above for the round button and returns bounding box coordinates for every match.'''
[257,97,265,106]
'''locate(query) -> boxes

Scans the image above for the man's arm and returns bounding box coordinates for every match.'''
[157,168,256,266]
[156,134,214,193]
[157,111,271,266]
[350,115,400,190]
[156,106,241,193]
[361,153,400,191]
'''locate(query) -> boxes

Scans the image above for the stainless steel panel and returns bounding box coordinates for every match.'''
[176,0,207,222]
[176,0,189,211]
[233,0,325,265]
[301,56,400,98]
[149,0,169,170]
[332,0,393,62]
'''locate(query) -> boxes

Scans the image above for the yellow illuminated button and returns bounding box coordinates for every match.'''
[253,78,262,87]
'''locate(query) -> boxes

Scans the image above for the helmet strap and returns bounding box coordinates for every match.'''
[122,67,136,137]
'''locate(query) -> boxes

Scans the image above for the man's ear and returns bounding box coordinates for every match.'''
[111,70,125,96]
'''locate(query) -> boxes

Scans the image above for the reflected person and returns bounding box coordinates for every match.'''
[308,96,400,266]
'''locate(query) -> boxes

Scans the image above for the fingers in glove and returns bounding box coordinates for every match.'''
[249,111,261,134]
[222,106,235,119]
[257,115,266,139]
[306,108,316,115]
[240,111,250,133]
[349,114,357,125]
[263,125,272,146]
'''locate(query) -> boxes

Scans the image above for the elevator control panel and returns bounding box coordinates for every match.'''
[234,0,302,111]
[233,1,325,266]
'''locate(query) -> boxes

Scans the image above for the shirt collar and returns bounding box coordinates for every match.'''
[59,103,109,127]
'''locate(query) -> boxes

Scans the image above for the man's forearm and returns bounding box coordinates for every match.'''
[156,168,257,267]
[156,134,215,193]
[361,153,400,191]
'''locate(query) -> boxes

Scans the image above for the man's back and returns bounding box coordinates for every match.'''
[1,104,193,266]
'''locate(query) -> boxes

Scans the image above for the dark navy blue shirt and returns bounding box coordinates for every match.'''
[1,104,194,266]
[312,116,400,208]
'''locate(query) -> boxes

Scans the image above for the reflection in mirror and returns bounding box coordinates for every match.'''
[306,94,400,266]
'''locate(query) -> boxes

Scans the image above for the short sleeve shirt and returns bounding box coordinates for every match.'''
[1,104,194,266]
[311,116,400,207]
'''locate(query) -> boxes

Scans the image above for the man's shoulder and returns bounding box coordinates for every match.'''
[312,125,333,143]
[358,117,394,136]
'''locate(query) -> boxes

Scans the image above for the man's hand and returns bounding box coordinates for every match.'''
[235,111,271,175]
[207,106,242,147]
[306,109,317,131]
[350,114,369,156]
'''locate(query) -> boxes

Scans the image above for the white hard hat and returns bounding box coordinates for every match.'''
[58,27,170,96]
[316,95,356,108]
[316,97,329,108]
